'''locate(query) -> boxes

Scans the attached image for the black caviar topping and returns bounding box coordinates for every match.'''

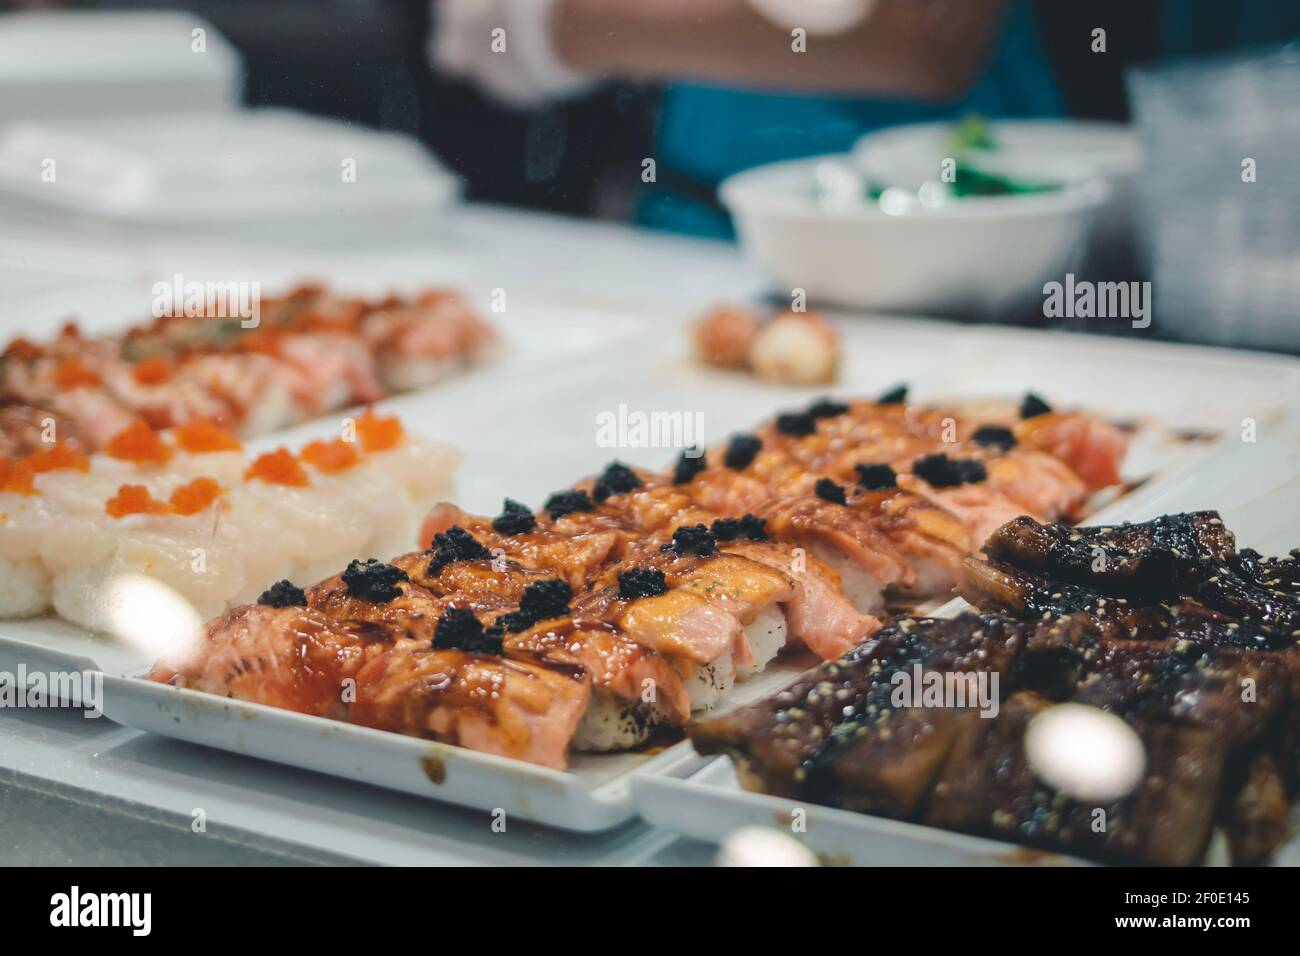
[724,433,762,470]
[518,578,573,623]
[776,411,816,436]
[545,488,594,519]
[855,462,898,490]
[877,384,908,405]
[971,425,1017,450]
[815,477,847,504]
[492,498,536,535]
[258,579,307,608]
[342,559,409,603]
[428,525,492,574]
[662,524,718,557]
[433,607,502,655]
[672,448,707,484]
[807,397,849,419]
[488,578,574,635]
[912,453,988,488]
[592,461,642,502]
[1020,392,1052,419]
[711,514,768,542]
[618,568,669,600]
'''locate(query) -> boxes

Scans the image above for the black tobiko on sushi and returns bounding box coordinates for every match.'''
[433,607,503,655]
[492,498,536,535]
[618,568,669,600]
[711,514,768,541]
[342,559,409,603]
[257,579,307,608]
[427,526,492,574]
[545,489,595,519]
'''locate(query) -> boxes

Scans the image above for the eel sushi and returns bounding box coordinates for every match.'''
[690,612,1026,813]
[924,691,1226,866]
[957,512,1300,863]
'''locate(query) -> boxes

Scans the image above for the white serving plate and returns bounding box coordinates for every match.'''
[97,674,695,833]
[2,294,1297,834]
[97,650,828,833]
[631,431,1300,862]
[631,753,1089,866]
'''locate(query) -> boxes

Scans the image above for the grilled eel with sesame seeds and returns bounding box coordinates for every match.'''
[1184,548,1300,638]
[959,556,1168,641]
[962,517,1300,863]
[925,692,1226,866]
[984,513,1300,639]
[982,511,1236,598]
[689,613,1025,815]
[1065,632,1299,865]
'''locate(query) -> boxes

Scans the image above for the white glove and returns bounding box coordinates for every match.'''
[431,0,597,109]
[747,0,877,36]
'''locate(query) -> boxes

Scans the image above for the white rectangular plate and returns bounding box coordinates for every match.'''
[631,752,1089,866]
[630,433,1300,861]
[98,654,822,833]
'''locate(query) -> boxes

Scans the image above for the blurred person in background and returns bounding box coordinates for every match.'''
[4,0,1294,233]
[433,0,1062,236]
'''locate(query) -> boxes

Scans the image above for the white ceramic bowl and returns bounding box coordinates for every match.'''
[855,119,1141,269]
[719,153,1108,317]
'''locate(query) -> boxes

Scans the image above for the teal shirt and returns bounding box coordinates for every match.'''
[1161,0,1300,56]
[639,1,1063,236]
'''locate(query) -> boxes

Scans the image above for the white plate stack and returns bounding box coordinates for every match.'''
[1128,44,1300,353]
[0,108,461,247]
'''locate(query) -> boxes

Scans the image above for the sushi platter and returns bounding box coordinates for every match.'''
[633,433,1300,865]
[3,277,1300,856]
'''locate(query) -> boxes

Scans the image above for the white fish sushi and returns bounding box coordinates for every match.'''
[0,412,460,634]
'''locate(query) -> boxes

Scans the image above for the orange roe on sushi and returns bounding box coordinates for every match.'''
[106,484,168,518]
[29,445,90,474]
[300,438,361,473]
[132,356,173,386]
[54,358,101,390]
[3,338,41,362]
[173,419,243,453]
[1,459,33,494]
[355,409,404,453]
[106,418,174,466]
[169,476,224,515]
[1,446,90,494]
[245,448,310,487]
